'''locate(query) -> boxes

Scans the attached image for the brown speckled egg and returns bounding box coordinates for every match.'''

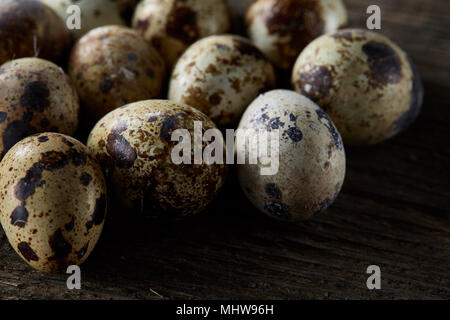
[0,0,70,66]
[246,0,347,70]
[0,58,79,159]
[168,35,276,127]
[87,100,227,218]
[292,29,424,145]
[68,25,165,121]
[132,0,231,68]
[40,0,138,40]
[0,133,107,273]
[238,90,346,223]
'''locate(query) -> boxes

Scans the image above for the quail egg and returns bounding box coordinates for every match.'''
[292,29,424,145]
[246,0,347,70]
[168,34,276,127]
[132,0,231,68]
[87,100,227,217]
[238,89,346,223]
[0,133,107,273]
[0,58,79,159]
[0,0,71,66]
[40,0,138,40]
[68,25,165,121]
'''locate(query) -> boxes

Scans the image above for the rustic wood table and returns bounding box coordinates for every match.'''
[0,0,449,299]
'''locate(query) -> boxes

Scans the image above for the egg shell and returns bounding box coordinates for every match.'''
[246,0,347,70]
[132,0,231,68]
[87,100,227,217]
[237,90,346,223]
[168,34,276,127]
[0,58,79,159]
[40,0,138,40]
[0,133,107,273]
[68,25,166,121]
[292,29,424,145]
[0,0,71,66]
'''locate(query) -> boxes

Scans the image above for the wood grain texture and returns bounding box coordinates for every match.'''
[0,0,449,299]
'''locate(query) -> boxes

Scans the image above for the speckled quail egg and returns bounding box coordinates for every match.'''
[225,0,255,34]
[0,0,70,66]
[237,89,346,223]
[246,0,347,70]
[68,25,165,121]
[87,100,227,217]
[168,35,276,127]
[292,29,424,145]
[40,0,138,40]
[132,0,231,68]
[0,58,79,159]
[0,133,107,273]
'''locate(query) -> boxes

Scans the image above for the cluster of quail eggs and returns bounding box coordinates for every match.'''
[0,0,423,273]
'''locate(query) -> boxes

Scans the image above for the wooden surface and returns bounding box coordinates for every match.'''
[1,0,449,300]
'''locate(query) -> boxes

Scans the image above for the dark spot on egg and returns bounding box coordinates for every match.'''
[11,205,29,227]
[106,121,137,168]
[265,183,282,199]
[2,119,37,157]
[208,92,222,105]
[287,126,303,142]
[0,112,6,123]
[80,172,92,186]
[77,242,89,259]
[40,151,72,170]
[331,31,353,42]
[62,138,75,147]
[14,150,81,201]
[160,113,184,141]
[86,194,106,230]
[15,164,46,202]
[296,65,333,102]
[20,81,50,112]
[38,136,48,143]
[48,228,72,260]
[136,19,150,32]
[289,113,297,122]
[68,149,86,166]
[362,41,402,86]
[166,3,199,44]
[268,117,284,130]
[65,218,74,231]
[264,201,290,220]
[100,74,114,93]
[316,109,343,151]
[18,242,39,262]
[216,44,230,51]
[262,0,325,67]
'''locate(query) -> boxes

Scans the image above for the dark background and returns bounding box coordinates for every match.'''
[1,0,449,299]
